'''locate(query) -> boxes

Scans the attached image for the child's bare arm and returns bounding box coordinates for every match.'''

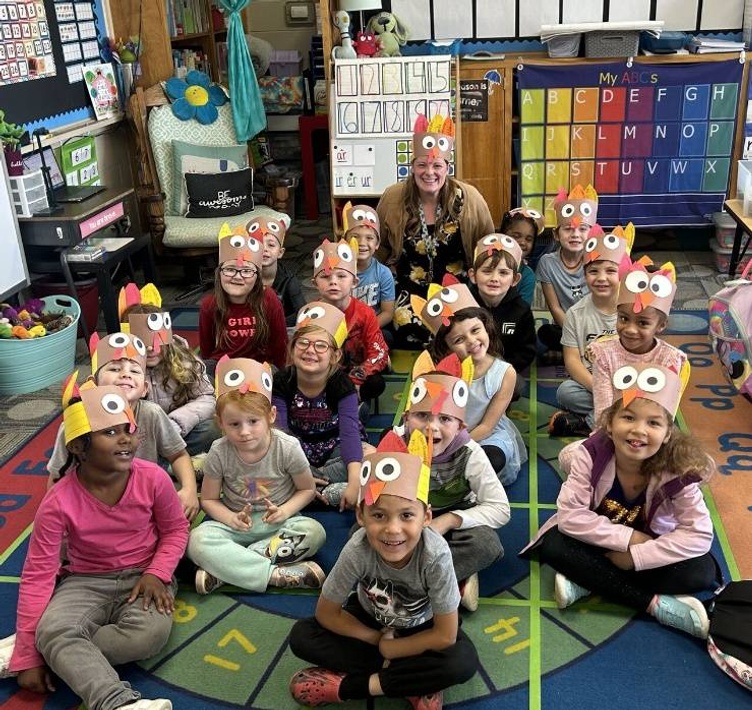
[469,366,516,442]
[167,449,199,521]
[379,610,458,660]
[315,595,382,645]
[562,346,593,391]
[541,282,566,327]
[377,300,395,328]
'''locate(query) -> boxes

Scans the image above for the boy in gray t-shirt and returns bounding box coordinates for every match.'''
[288,431,478,708]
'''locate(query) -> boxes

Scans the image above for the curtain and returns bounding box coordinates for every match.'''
[217,0,266,141]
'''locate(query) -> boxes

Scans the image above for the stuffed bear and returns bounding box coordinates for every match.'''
[366,11,408,57]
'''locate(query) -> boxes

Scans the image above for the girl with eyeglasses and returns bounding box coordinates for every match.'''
[273,302,370,511]
[199,226,288,379]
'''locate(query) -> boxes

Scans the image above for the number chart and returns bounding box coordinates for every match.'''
[517,59,743,228]
[331,56,454,197]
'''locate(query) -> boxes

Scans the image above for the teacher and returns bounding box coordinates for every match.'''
[376,115,495,347]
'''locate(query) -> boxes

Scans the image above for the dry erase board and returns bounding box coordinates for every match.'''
[330,56,454,197]
[0,160,30,301]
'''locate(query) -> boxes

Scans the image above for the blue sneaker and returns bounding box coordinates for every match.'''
[651,595,709,638]
[554,573,591,609]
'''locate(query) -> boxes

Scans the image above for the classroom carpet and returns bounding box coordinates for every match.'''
[1,311,751,709]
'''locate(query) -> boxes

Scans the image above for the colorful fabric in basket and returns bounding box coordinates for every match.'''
[258,76,304,114]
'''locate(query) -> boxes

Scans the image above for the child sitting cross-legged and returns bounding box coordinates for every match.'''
[589,255,686,422]
[119,282,219,457]
[0,375,189,710]
[395,351,511,612]
[549,225,633,438]
[248,214,306,327]
[312,237,390,414]
[288,430,479,710]
[343,202,396,342]
[187,357,326,595]
[522,361,719,639]
[273,301,370,511]
[47,332,199,521]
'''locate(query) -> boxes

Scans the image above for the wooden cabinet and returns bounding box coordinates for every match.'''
[110,0,240,87]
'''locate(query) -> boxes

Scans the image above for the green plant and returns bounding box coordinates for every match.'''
[0,110,25,150]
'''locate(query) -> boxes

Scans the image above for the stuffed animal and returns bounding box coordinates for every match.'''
[332,10,357,60]
[353,30,378,57]
[0,298,71,339]
[367,11,408,57]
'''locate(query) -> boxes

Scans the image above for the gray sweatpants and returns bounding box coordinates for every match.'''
[36,569,176,710]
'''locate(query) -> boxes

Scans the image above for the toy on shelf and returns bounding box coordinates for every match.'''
[366,11,408,57]
[353,29,378,57]
[332,10,357,60]
[0,298,74,339]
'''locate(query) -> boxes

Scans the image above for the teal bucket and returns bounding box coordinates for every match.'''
[0,295,81,395]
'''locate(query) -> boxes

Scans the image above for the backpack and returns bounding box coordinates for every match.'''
[708,261,752,399]
[707,581,752,691]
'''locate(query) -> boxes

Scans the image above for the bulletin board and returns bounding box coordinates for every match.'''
[517,59,743,228]
[0,0,105,130]
[330,56,454,197]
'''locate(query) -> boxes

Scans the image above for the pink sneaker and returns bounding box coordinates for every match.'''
[289,666,345,706]
[407,691,443,710]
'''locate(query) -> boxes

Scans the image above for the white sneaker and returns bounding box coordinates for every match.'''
[460,573,479,612]
[554,573,591,609]
[0,633,17,679]
[651,594,710,639]
[118,700,173,710]
[195,568,223,595]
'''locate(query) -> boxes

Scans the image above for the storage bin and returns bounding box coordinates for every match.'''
[8,169,48,217]
[585,30,640,58]
[712,212,737,248]
[33,277,99,338]
[269,50,302,77]
[737,159,752,198]
[0,295,80,395]
[547,34,581,58]
[711,238,751,274]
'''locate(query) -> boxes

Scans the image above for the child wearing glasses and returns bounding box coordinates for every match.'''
[273,302,370,511]
[199,225,288,379]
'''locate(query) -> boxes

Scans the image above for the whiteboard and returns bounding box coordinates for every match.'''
[0,160,30,301]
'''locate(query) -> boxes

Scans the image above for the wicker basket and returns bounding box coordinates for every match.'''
[585,30,640,58]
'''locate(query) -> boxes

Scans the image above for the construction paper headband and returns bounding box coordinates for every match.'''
[406,351,474,421]
[295,301,348,348]
[506,207,546,236]
[62,372,137,445]
[218,222,263,269]
[413,114,455,162]
[473,233,523,271]
[617,255,677,317]
[313,237,358,277]
[611,360,690,418]
[342,202,380,237]
[584,223,634,267]
[359,430,432,506]
[555,184,598,228]
[118,283,173,356]
[411,274,480,334]
[90,332,147,374]
[215,356,273,401]
[246,214,289,246]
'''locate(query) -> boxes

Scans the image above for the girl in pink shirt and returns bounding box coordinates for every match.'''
[1,376,188,710]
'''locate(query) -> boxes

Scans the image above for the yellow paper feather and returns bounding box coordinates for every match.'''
[412,349,436,379]
[659,261,677,282]
[139,283,162,308]
[678,359,691,397]
[62,370,79,407]
[460,356,474,384]
[342,201,353,232]
[217,222,233,242]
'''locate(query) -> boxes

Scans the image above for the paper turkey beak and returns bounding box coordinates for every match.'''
[622,388,642,408]
[365,480,386,506]
[126,407,137,434]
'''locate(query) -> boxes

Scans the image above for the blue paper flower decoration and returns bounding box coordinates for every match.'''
[165,70,228,124]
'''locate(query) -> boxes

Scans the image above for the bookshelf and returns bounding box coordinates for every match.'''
[109,0,246,86]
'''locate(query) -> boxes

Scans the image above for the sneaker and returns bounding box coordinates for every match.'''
[319,482,347,507]
[548,410,590,438]
[459,573,479,612]
[195,568,224,595]
[190,452,207,478]
[0,633,16,679]
[407,692,443,710]
[269,561,326,589]
[118,700,173,710]
[554,573,591,609]
[289,666,345,706]
[651,594,710,639]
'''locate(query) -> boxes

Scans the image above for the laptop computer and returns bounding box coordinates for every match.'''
[22,147,106,203]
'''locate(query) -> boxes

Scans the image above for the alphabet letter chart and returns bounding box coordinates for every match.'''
[331,56,454,196]
[517,60,743,228]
